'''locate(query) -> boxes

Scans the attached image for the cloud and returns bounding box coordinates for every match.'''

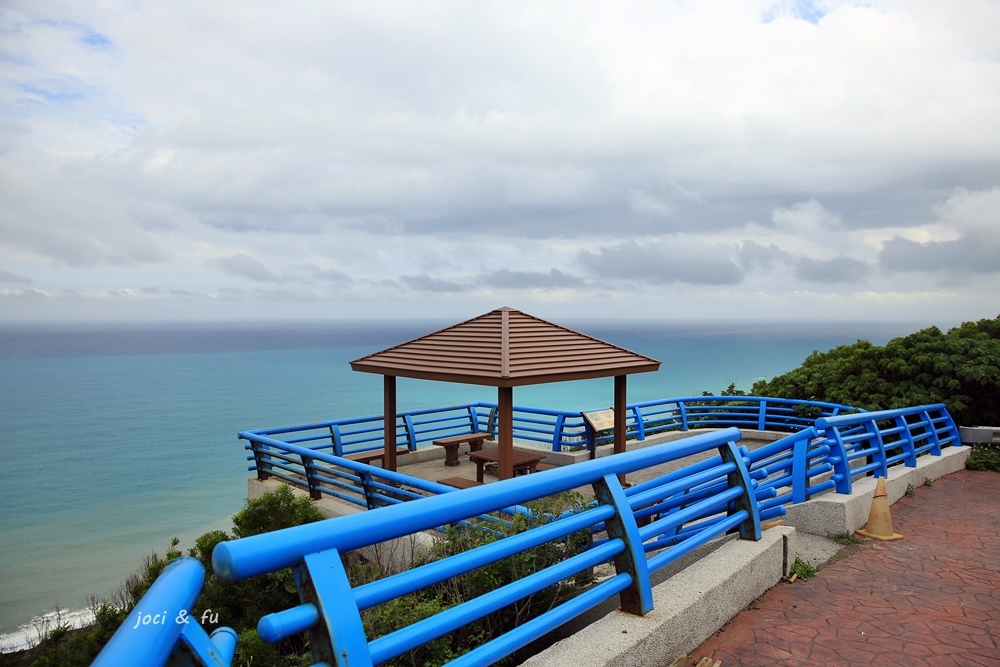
[477,268,584,289]
[879,232,1000,275]
[1,2,999,322]
[578,238,744,286]
[399,274,467,293]
[0,269,33,284]
[214,253,281,283]
[794,256,871,283]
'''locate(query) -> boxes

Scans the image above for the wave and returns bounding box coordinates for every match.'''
[0,607,96,654]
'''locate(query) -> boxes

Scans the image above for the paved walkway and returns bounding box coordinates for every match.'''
[688,469,1000,666]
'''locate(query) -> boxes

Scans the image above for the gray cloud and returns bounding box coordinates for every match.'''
[879,232,1000,275]
[0,269,33,284]
[214,254,281,283]
[399,274,467,293]
[794,256,871,284]
[578,240,744,286]
[739,241,791,272]
[477,269,584,289]
[2,2,999,322]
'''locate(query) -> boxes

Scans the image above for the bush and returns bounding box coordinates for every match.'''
[967,445,1000,472]
[11,485,324,667]
[752,315,1000,427]
[354,492,593,666]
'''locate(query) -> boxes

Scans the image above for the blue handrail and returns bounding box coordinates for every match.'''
[94,399,960,667]
[92,557,237,667]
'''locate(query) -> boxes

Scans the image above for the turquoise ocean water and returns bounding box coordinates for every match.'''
[0,318,918,647]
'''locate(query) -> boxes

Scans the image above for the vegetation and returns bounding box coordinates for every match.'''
[4,485,324,667]
[967,444,1000,472]
[6,487,595,667]
[789,557,816,580]
[750,315,1000,428]
[353,491,593,667]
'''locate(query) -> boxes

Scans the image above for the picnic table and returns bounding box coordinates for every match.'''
[467,446,547,483]
[432,432,490,466]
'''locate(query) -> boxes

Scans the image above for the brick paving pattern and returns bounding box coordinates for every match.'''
[690,469,1000,666]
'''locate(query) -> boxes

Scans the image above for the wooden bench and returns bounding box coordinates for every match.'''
[437,476,484,489]
[343,447,410,466]
[432,432,490,466]
[534,462,558,472]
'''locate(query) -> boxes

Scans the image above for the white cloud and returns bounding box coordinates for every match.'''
[0,0,998,322]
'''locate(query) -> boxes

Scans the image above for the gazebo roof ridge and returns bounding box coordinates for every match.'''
[350,306,660,387]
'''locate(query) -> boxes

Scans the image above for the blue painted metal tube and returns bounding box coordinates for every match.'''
[353,504,615,610]
[627,461,736,511]
[209,626,238,664]
[639,486,744,541]
[215,428,743,583]
[647,510,749,573]
[92,557,207,667]
[446,573,634,667]
[258,603,320,643]
[367,539,625,664]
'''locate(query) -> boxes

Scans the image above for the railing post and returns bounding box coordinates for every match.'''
[329,425,343,456]
[758,399,767,431]
[552,414,566,452]
[358,469,378,510]
[791,434,809,504]
[868,420,889,477]
[302,455,322,500]
[679,400,689,431]
[248,440,271,481]
[924,408,943,455]
[591,473,653,615]
[466,404,480,433]
[717,442,761,541]
[898,415,918,467]
[403,414,416,451]
[820,426,853,494]
[295,549,373,667]
[631,405,645,441]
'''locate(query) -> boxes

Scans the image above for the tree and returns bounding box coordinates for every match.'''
[752,315,1000,427]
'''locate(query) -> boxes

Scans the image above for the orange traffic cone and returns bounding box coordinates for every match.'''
[856,477,903,541]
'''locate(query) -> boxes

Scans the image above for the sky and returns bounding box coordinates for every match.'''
[1,1,999,324]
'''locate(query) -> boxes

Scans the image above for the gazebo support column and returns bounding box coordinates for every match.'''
[498,386,514,480]
[384,375,397,471]
[615,374,627,485]
[614,375,626,455]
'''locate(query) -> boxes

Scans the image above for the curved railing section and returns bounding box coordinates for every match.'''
[94,401,961,667]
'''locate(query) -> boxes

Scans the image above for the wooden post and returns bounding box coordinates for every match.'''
[384,375,397,471]
[615,374,626,485]
[498,386,514,480]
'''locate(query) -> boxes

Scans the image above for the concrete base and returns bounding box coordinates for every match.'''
[522,526,794,667]
[784,445,971,537]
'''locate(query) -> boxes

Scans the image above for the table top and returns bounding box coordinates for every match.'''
[468,446,546,466]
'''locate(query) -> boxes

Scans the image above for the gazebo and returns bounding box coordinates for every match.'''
[349,307,661,480]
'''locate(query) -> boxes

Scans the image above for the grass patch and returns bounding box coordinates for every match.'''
[832,532,863,546]
[790,556,816,580]
[967,445,1000,472]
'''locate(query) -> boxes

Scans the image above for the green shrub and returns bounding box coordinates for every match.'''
[967,445,1000,472]
[11,485,324,667]
[355,492,593,666]
[752,315,1000,427]
[790,557,816,580]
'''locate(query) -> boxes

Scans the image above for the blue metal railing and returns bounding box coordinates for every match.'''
[231,429,761,667]
[240,396,855,465]
[94,400,960,666]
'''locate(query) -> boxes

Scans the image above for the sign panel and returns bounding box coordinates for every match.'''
[581,409,615,432]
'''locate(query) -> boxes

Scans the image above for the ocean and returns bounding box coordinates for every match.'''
[0,318,919,650]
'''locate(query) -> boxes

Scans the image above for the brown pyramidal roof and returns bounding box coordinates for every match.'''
[350,306,661,387]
